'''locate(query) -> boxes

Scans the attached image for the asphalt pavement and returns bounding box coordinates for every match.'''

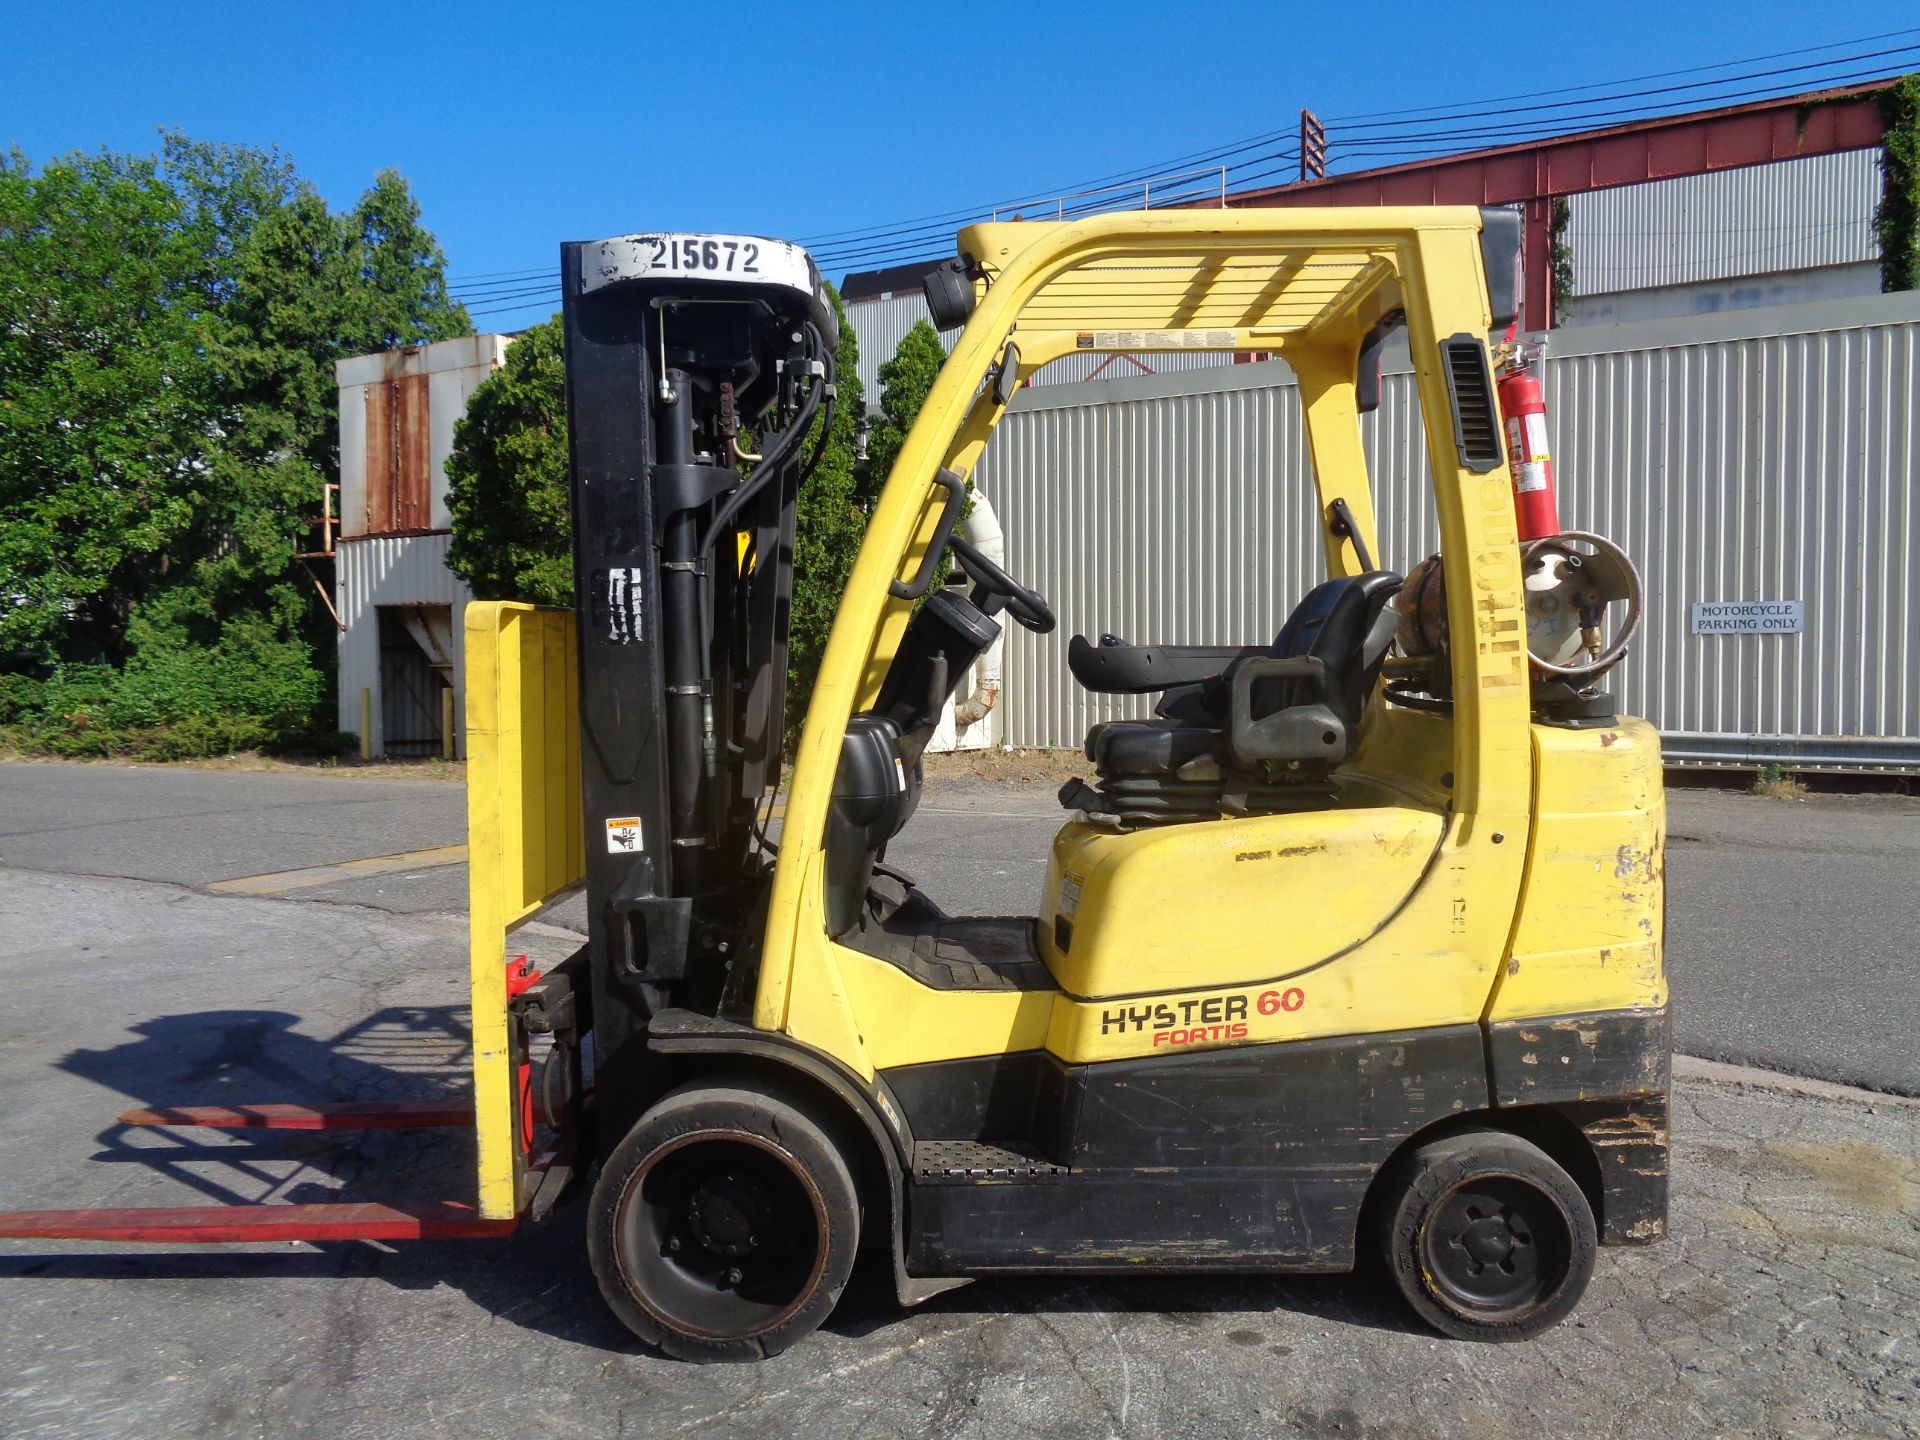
[2,759,1915,1092]
[0,856,1916,1440]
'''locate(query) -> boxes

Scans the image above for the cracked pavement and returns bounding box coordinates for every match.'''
[0,761,1916,1438]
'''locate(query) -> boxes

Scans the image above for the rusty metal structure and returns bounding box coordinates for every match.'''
[332,335,513,757]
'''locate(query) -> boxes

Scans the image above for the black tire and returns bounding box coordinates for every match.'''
[588,1075,861,1362]
[1374,1127,1597,1342]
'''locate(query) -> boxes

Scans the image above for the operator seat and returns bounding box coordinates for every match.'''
[1062,571,1403,827]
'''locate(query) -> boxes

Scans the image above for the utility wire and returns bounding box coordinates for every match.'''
[808,150,1298,269]
[446,264,553,284]
[1328,60,1918,153]
[1335,42,1920,133]
[813,58,1905,270]
[1321,62,1908,170]
[445,26,1918,286]
[1327,25,1920,122]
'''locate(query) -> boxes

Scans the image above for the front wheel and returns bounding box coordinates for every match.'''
[1374,1127,1597,1342]
[588,1076,861,1362]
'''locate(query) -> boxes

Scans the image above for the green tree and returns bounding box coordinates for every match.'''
[1878,74,1920,292]
[446,317,573,606]
[863,319,947,506]
[0,147,208,666]
[786,285,866,734]
[0,136,469,756]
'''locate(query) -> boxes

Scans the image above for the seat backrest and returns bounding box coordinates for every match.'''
[1262,571,1403,728]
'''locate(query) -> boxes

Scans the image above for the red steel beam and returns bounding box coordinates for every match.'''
[0,1202,515,1244]
[1225,81,1891,327]
[119,1101,475,1131]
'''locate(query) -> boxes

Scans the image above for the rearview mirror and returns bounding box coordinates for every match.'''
[991,341,1021,406]
[1478,206,1523,330]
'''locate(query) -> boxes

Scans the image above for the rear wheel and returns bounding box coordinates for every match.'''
[1375,1127,1596,1342]
[588,1077,861,1362]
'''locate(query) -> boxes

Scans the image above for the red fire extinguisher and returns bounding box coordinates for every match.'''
[1497,344,1560,541]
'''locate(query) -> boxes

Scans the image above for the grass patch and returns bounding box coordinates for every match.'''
[1752,763,1808,801]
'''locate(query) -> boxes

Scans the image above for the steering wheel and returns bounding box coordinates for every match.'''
[950,535,1055,634]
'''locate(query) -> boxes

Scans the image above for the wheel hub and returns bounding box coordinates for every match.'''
[684,1172,770,1258]
[1424,1177,1566,1317]
[1459,1211,1522,1270]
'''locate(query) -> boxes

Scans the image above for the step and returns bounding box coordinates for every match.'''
[910,1140,1069,1184]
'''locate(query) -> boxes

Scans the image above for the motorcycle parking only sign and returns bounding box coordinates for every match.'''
[1690,600,1804,635]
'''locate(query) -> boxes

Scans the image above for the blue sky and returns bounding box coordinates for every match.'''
[4,2,1910,329]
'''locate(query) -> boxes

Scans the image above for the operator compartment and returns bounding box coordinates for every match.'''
[824,568,1061,990]
[1045,567,1451,996]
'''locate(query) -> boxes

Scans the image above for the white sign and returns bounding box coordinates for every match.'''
[604,816,644,853]
[580,233,815,296]
[1690,601,1803,635]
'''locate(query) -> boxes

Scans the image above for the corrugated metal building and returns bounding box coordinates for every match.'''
[840,144,1888,397]
[333,335,511,757]
[978,290,1920,769]
[1563,148,1882,323]
[837,292,1235,400]
[328,128,1905,770]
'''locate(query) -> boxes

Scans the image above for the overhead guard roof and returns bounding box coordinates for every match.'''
[954,207,1489,351]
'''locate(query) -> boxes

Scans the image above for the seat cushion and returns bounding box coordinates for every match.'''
[1087,719,1224,776]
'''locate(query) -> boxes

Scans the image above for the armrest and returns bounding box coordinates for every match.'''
[1226,656,1349,766]
[1067,633,1265,694]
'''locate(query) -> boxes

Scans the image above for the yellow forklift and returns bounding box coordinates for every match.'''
[0,209,1667,1362]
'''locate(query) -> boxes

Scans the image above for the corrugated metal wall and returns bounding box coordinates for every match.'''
[1566,149,1881,296]
[335,532,474,757]
[982,291,1920,768]
[1546,300,1918,764]
[841,292,1232,405]
[838,294,958,402]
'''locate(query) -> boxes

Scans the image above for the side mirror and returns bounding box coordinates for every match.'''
[923,258,976,331]
[1478,206,1524,330]
[991,341,1021,406]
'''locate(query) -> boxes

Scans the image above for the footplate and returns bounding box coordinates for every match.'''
[910,1140,1069,1183]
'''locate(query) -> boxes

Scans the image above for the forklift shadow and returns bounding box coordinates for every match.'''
[0,1211,642,1352]
[54,1007,480,1211]
[825,1256,1425,1341]
[14,1007,1419,1351]
[0,1004,647,1352]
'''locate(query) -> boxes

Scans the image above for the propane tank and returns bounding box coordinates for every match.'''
[1497,343,1560,541]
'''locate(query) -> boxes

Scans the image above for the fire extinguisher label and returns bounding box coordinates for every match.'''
[1507,413,1552,493]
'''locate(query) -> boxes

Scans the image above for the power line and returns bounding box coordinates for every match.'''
[443,25,1918,288]
[445,264,552,284]
[807,36,1912,275]
[1325,24,1920,122]
[808,151,1298,270]
[448,274,560,300]
[1320,61,1908,169]
[1335,43,1919,135]
[467,293,560,320]
[453,281,560,306]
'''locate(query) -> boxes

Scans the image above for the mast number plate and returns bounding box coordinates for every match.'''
[581,233,814,294]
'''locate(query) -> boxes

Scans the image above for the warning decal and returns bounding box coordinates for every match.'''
[605,816,643,853]
[1087,328,1237,350]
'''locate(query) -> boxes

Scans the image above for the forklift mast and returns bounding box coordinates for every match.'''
[559,234,835,1146]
